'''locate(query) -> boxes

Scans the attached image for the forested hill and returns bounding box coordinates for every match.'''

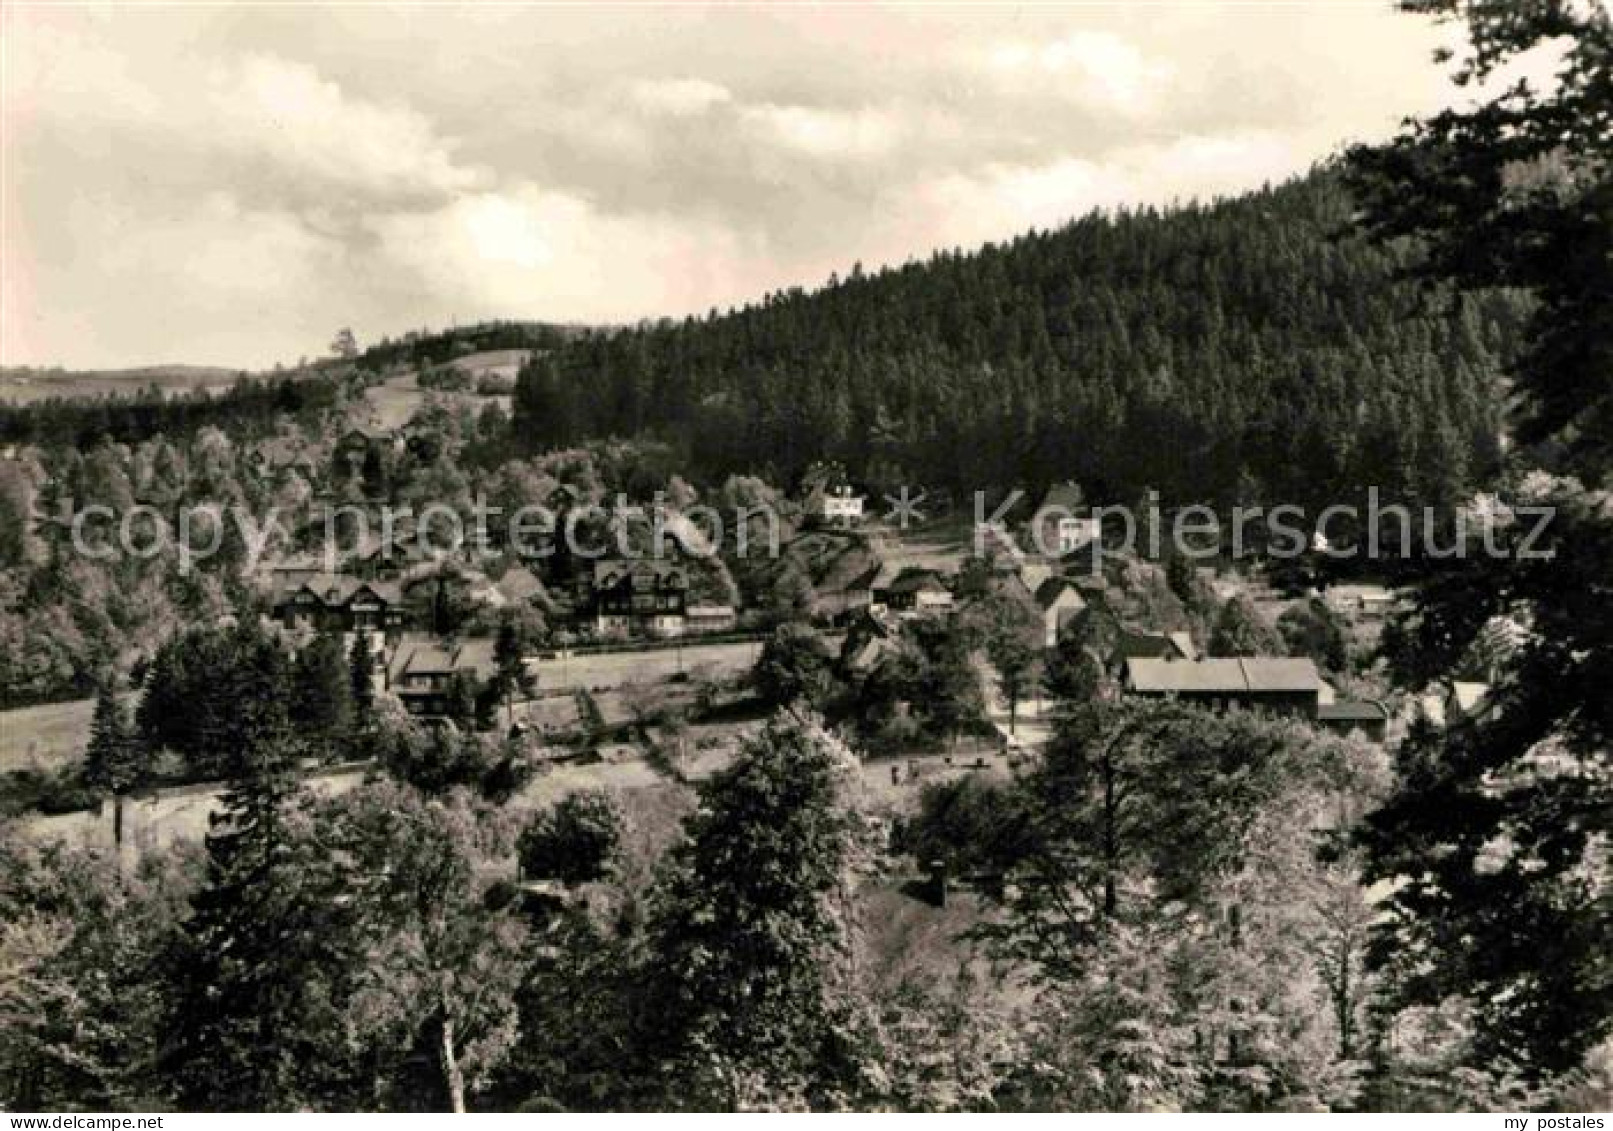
[514,171,1526,510]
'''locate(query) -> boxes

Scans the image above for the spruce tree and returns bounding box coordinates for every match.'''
[490,616,535,726]
[349,631,376,728]
[291,627,353,752]
[1347,0,1613,1078]
[84,677,137,796]
[83,677,141,848]
[164,731,359,1109]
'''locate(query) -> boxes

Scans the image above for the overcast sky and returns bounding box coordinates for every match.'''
[3,3,1469,371]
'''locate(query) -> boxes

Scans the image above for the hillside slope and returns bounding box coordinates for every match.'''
[516,171,1526,510]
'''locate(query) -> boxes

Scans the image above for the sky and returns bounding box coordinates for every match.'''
[1,3,1470,371]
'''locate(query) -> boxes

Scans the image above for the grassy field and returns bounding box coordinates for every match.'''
[446,349,531,381]
[0,365,244,404]
[531,639,763,693]
[18,764,371,858]
[0,696,105,773]
[872,514,983,575]
[362,373,513,431]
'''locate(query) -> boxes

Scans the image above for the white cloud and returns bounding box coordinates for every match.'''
[626,77,732,116]
[5,188,341,368]
[911,131,1307,248]
[979,31,1172,113]
[368,184,758,324]
[0,5,1465,368]
[6,24,482,209]
[739,103,904,160]
[211,54,483,202]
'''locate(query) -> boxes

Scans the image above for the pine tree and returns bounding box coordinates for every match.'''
[490,616,535,727]
[349,631,376,728]
[1347,0,1613,1077]
[83,678,141,848]
[84,678,137,795]
[164,732,360,1110]
[291,627,353,752]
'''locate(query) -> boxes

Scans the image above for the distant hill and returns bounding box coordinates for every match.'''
[514,169,1529,511]
[357,320,589,374]
[0,364,247,405]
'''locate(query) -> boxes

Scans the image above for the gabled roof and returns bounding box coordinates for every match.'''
[1126,656,1321,695]
[1237,657,1325,692]
[1035,576,1087,611]
[1167,631,1199,662]
[591,559,688,590]
[886,568,948,594]
[1036,481,1086,514]
[340,425,391,443]
[403,644,459,675]
[289,572,401,608]
[1113,628,1192,663]
[1318,701,1389,722]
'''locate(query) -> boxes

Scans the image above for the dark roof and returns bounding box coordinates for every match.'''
[399,640,495,680]
[886,568,948,594]
[286,572,401,608]
[1318,701,1389,722]
[1113,628,1191,662]
[403,644,459,675]
[1035,576,1086,610]
[1126,656,1321,695]
[591,559,688,590]
[1037,481,1086,514]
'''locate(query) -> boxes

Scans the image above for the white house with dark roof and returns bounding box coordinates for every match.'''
[813,485,865,525]
[273,572,403,635]
[685,604,738,633]
[1032,481,1099,555]
[1034,577,1088,648]
[877,568,954,616]
[590,559,689,636]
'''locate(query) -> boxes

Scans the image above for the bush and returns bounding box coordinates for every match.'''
[517,789,626,887]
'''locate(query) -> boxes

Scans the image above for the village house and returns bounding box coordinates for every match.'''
[1124,656,1325,718]
[1032,481,1100,556]
[810,559,883,621]
[685,604,738,634]
[336,425,401,459]
[876,567,955,616]
[590,559,690,636]
[840,606,906,678]
[1416,680,1494,728]
[273,572,404,636]
[247,437,318,484]
[1325,583,1397,619]
[1317,700,1392,742]
[812,485,865,526]
[390,639,495,719]
[259,553,327,594]
[1126,655,1390,739]
[345,529,438,579]
[1110,626,1198,668]
[1034,577,1088,648]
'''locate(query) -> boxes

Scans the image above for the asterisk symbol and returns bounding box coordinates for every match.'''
[883,486,927,530]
